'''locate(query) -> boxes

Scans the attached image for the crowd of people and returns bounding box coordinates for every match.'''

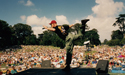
[0,45,125,74]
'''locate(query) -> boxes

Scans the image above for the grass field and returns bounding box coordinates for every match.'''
[85,50,97,55]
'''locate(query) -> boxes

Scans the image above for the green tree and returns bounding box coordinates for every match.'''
[41,31,65,48]
[37,34,43,45]
[113,14,125,34]
[9,25,17,45]
[103,39,108,44]
[41,31,53,45]
[107,29,123,46]
[107,39,120,46]
[25,34,38,45]
[84,28,101,46]
[0,20,12,47]
[13,23,33,45]
[111,30,123,40]
[120,38,125,45]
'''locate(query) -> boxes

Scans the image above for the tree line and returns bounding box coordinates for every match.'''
[0,19,101,49]
[103,14,125,46]
[1,14,125,49]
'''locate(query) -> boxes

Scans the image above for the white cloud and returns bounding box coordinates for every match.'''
[32,27,44,37]
[92,0,124,18]
[25,0,34,6]
[20,15,26,22]
[26,15,52,37]
[19,0,34,6]
[26,15,51,26]
[26,15,69,37]
[85,0,125,42]
[26,15,69,26]
[75,20,81,24]
[56,15,69,25]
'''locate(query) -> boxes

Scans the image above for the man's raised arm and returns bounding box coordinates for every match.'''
[43,25,55,31]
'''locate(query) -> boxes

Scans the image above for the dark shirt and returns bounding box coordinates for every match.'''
[85,55,90,61]
[54,25,69,40]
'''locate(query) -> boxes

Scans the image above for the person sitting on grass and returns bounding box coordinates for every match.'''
[6,69,11,75]
[11,66,17,75]
[0,70,3,75]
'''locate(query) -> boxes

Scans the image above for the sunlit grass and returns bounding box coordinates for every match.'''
[85,50,97,55]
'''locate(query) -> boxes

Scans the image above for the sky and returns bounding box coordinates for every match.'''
[0,0,125,42]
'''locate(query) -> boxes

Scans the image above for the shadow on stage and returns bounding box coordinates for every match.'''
[14,67,96,75]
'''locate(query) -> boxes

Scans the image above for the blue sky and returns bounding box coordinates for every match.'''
[0,0,125,42]
[0,0,95,25]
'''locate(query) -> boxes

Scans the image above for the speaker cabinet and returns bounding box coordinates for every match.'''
[96,60,109,73]
[41,60,51,67]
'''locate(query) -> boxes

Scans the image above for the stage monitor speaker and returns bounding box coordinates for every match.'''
[41,60,51,67]
[96,60,109,73]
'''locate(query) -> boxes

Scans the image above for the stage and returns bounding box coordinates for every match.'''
[15,67,96,75]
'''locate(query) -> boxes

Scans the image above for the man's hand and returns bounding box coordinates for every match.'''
[69,24,74,28]
[43,25,48,29]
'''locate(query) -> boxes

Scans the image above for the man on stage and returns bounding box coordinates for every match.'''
[43,19,89,71]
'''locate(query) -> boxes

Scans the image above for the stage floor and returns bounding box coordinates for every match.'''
[15,67,96,75]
